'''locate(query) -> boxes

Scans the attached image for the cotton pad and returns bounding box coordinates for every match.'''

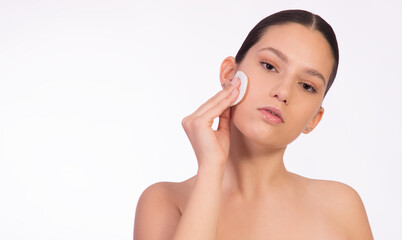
[230,71,248,106]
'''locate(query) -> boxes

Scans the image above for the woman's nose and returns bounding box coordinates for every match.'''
[269,78,292,105]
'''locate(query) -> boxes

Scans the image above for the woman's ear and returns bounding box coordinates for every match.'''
[303,106,324,134]
[220,56,238,89]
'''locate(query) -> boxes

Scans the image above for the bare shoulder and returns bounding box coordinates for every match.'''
[290,173,373,239]
[133,176,196,240]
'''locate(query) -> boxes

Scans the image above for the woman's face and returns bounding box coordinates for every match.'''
[224,23,334,148]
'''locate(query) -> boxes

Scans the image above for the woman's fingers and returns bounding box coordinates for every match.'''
[192,78,240,118]
[201,87,239,121]
[181,78,241,168]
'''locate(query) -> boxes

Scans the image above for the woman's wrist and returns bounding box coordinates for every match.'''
[197,163,226,182]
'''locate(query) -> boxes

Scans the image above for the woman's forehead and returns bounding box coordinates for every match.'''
[251,23,334,80]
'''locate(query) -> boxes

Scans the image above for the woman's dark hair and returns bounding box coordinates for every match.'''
[235,9,339,97]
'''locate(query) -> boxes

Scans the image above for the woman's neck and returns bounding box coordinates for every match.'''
[222,123,291,201]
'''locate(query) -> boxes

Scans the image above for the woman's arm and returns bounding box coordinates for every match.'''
[172,166,225,240]
[342,186,374,239]
[133,167,225,240]
[322,181,374,240]
[134,77,241,240]
[134,182,182,240]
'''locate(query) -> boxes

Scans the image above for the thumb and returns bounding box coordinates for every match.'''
[217,107,231,133]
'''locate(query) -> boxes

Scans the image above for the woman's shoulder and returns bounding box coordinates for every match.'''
[290,173,373,238]
[292,173,364,206]
[290,172,365,210]
[142,175,196,196]
[137,175,196,212]
[134,176,196,239]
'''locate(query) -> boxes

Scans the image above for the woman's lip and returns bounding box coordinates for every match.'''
[257,106,284,123]
[259,109,283,124]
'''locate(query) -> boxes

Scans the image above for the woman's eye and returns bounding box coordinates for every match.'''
[260,62,276,72]
[301,83,317,94]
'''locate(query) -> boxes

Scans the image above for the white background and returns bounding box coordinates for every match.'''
[1,0,401,239]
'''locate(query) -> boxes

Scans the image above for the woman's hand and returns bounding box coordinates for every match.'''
[181,78,241,171]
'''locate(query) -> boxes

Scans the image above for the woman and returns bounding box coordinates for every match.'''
[134,9,373,239]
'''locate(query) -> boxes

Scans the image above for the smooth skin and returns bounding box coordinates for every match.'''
[134,23,373,240]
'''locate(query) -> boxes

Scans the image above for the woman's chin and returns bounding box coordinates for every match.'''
[230,120,293,149]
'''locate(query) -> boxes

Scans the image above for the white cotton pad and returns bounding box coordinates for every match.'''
[230,71,248,106]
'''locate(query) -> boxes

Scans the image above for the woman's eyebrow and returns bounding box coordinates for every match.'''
[258,47,326,85]
[304,68,326,85]
[259,47,288,63]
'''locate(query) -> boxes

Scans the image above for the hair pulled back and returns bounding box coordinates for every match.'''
[235,9,339,97]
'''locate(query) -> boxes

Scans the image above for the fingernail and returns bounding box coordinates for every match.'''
[230,77,239,86]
